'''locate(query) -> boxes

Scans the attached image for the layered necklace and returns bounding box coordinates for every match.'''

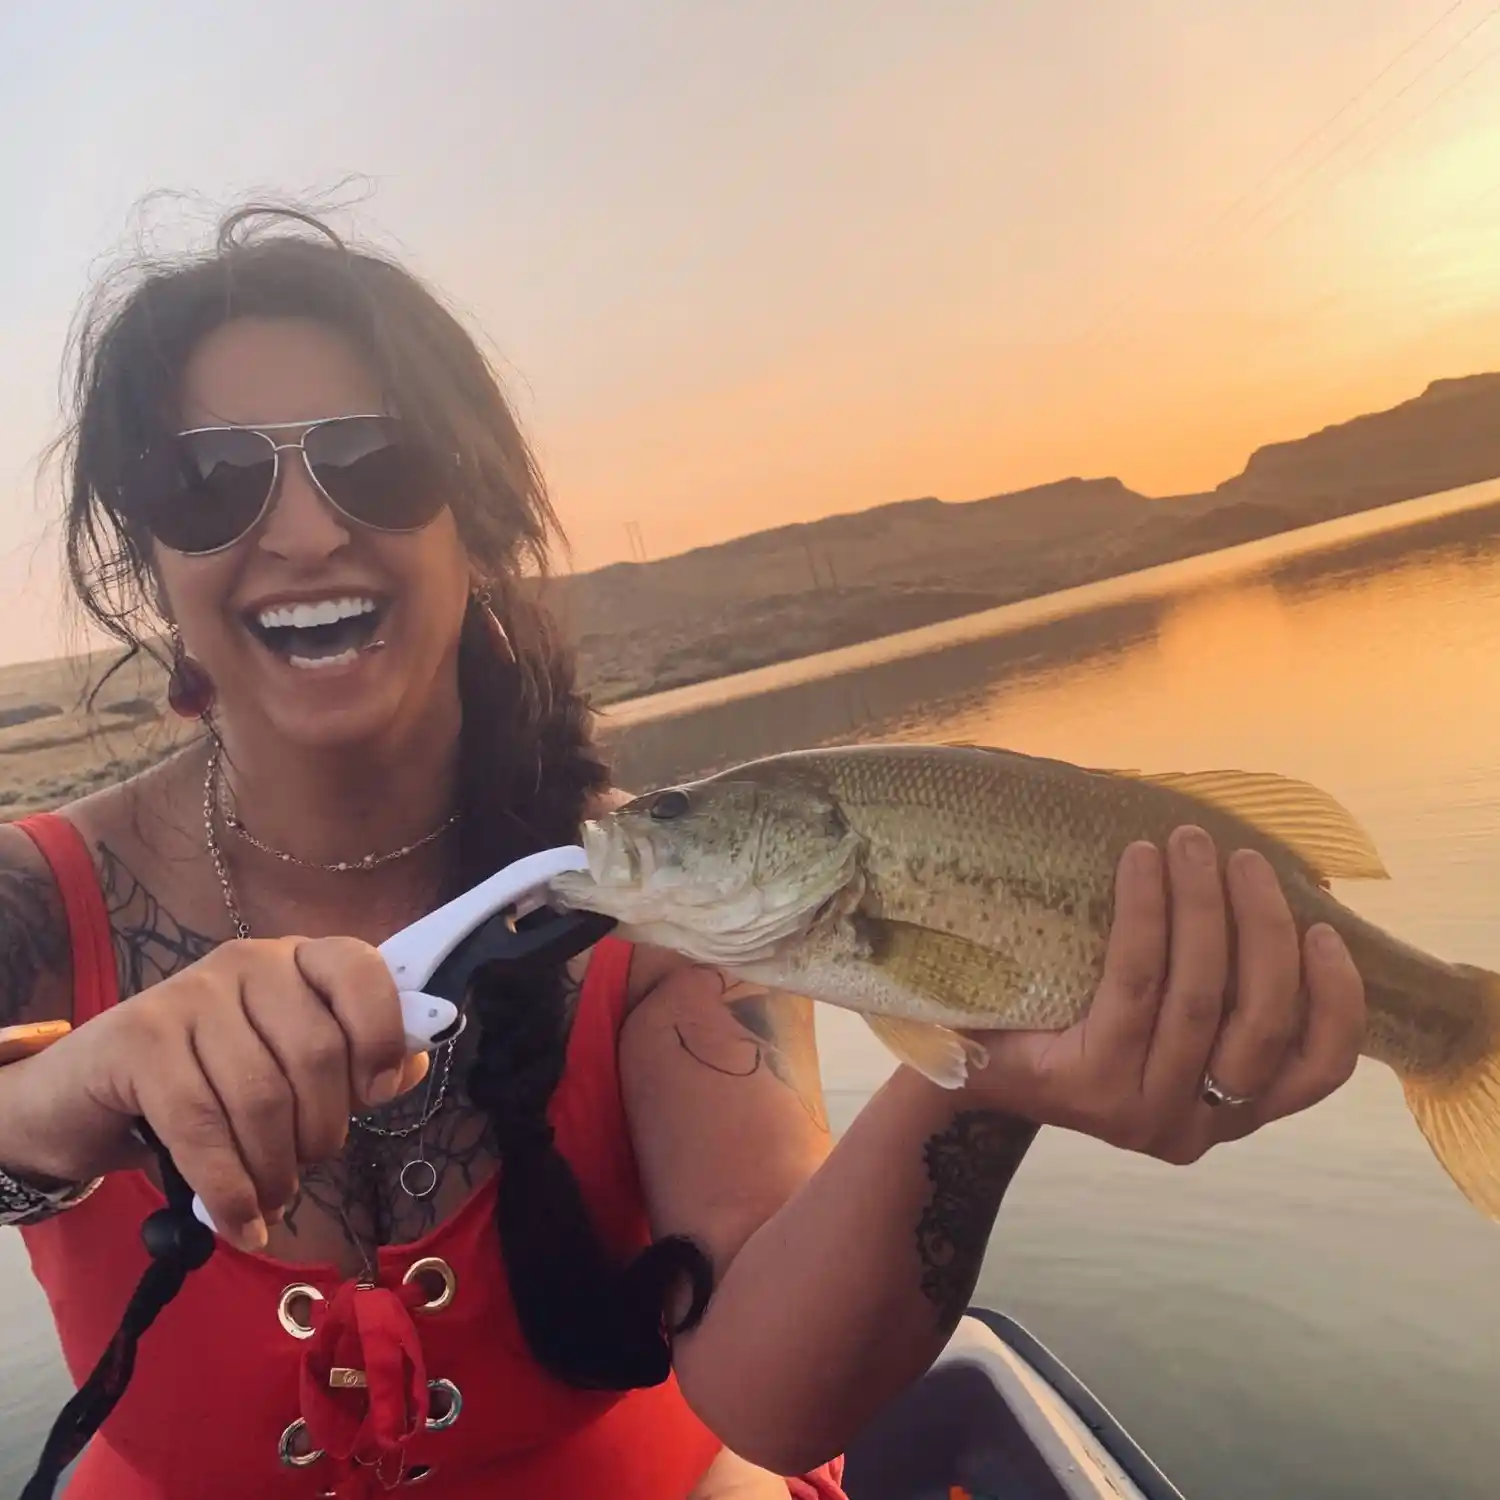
[201,743,462,1200]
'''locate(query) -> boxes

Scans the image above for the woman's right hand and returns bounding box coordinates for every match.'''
[6,936,424,1251]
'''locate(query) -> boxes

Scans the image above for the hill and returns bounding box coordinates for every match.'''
[547,372,1500,704]
[1213,373,1500,510]
[547,476,1168,701]
[4,370,1500,819]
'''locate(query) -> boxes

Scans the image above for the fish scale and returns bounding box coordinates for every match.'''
[551,740,1500,1224]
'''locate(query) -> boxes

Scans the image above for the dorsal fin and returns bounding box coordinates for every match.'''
[1106,768,1390,882]
[935,742,1389,882]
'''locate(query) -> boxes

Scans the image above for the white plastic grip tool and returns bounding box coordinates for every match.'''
[378,845,594,1003]
[187,845,593,1236]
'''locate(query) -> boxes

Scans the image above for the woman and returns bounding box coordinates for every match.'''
[0,204,1367,1499]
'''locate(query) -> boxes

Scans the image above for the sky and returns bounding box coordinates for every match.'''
[3,0,1500,665]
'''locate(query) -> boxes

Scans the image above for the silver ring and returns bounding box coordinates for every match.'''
[1201,1072,1254,1108]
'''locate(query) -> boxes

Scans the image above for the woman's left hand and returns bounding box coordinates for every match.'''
[962,824,1368,1164]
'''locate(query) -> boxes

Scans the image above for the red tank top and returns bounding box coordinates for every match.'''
[12,812,847,1499]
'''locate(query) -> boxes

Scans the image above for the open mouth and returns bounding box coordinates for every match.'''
[246,595,388,670]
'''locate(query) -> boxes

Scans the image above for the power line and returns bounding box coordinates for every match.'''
[1229,0,1500,242]
[1252,22,1500,247]
[1203,0,1471,240]
[1075,0,1499,345]
[1244,128,1500,332]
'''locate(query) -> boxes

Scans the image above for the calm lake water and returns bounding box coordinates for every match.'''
[6,481,1500,1496]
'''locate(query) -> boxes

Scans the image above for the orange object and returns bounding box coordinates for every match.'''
[14,811,849,1499]
[0,1018,71,1065]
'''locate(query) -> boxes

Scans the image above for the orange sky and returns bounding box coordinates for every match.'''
[4,2,1500,655]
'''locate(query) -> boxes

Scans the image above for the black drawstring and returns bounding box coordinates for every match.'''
[18,1127,215,1500]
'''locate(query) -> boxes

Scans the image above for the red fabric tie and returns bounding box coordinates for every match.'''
[299,1276,431,1486]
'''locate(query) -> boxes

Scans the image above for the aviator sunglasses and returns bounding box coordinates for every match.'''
[126,414,454,556]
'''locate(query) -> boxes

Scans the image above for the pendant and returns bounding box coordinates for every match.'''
[399,1158,438,1199]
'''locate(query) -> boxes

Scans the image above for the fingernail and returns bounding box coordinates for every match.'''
[1124,841,1159,877]
[1178,826,1215,866]
[369,1067,402,1105]
[241,1217,269,1252]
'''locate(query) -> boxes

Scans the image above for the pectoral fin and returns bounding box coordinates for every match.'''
[1105,767,1390,882]
[865,916,1025,1017]
[863,1013,989,1090]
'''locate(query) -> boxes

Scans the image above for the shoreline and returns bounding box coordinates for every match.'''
[594,475,1500,729]
[0,477,1498,823]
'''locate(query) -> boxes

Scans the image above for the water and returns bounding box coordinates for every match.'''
[6,483,1500,1495]
[605,480,1500,1500]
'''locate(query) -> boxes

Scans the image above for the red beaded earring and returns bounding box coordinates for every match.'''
[166,626,215,719]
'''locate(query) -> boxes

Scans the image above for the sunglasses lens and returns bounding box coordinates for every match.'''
[305,417,447,532]
[139,429,275,554]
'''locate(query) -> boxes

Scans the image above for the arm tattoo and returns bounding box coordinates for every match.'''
[0,863,68,1027]
[97,843,218,997]
[673,972,830,1132]
[915,1110,1038,1332]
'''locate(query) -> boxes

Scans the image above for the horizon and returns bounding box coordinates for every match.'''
[487,363,1500,581]
[5,2,1500,663]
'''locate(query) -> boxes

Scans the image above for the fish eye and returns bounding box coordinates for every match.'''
[648,789,692,821]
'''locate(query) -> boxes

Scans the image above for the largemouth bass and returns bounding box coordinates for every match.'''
[549,741,1500,1221]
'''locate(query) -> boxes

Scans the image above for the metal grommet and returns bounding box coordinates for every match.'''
[425,1377,462,1432]
[278,1418,324,1468]
[402,1255,456,1313]
[401,1464,436,1485]
[277,1283,325,1340]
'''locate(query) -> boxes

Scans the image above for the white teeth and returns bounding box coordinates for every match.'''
[288,648,360,671]
[256,596,377,631]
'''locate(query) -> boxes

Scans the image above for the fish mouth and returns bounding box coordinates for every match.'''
[578,818,650,891]
[562,817,718,915]
[552,814,862,969]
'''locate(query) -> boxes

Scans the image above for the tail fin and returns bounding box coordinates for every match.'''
[1401,965,1500,1219]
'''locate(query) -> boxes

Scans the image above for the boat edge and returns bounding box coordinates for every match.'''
[963,1306,1187,1500]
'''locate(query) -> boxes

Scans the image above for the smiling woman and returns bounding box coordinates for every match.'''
[0,201,1368,1500]
[140,317,475,755]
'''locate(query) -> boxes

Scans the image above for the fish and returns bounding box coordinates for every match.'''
[548,740,1500,1221]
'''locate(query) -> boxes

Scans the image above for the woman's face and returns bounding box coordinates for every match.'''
[157,316,473,752]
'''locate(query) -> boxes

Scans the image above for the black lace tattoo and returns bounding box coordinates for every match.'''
[282,1100,497,1249]
[98,843,218,997]
[673,972,830,1132]
[0,862,68,1027]
[915,1110,1038,1331]
[278,996,510,1255]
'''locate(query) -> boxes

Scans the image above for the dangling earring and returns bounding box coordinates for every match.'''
[472,584,516,666]
[166,625,215,720]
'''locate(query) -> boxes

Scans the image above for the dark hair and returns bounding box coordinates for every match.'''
[22,202,711,1492]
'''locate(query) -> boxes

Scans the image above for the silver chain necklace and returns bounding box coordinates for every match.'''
[200,745,457,1197]
[214,749,459,874]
